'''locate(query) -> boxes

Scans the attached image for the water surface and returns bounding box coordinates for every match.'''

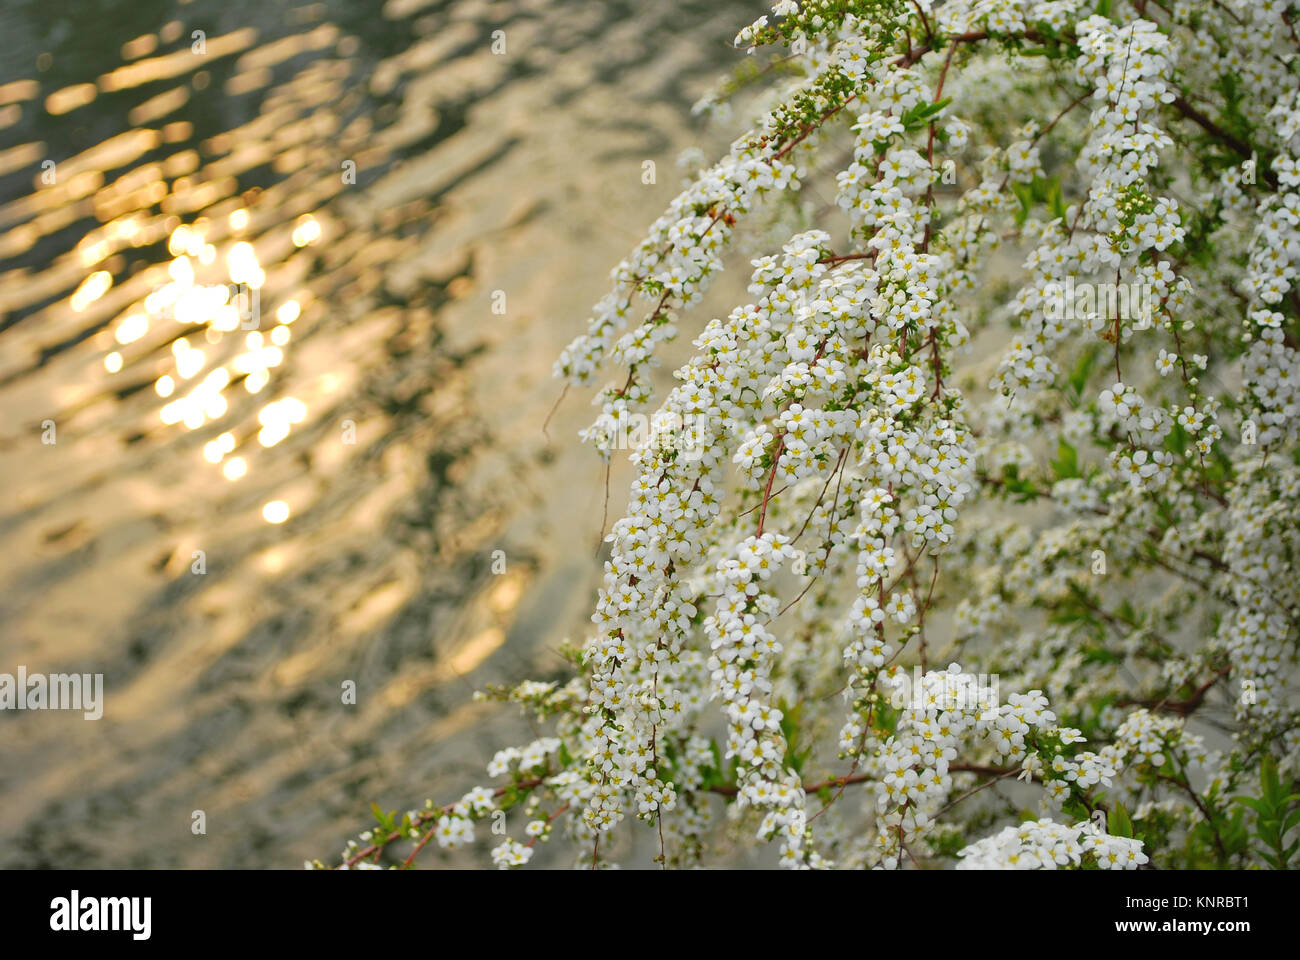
[0,0,753,867]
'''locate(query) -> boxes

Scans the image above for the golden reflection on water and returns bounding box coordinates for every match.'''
[2,10,360,525]
[83,210,324,515]
[0,0,746,869]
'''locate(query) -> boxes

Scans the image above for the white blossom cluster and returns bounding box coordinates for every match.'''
[956,817,1148,870]
[331,0,1300,871]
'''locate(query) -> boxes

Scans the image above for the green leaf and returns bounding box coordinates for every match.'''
[1261,756,1283,804]
[1046,177,1067,222]
[1050,438,1080,479]
[1108,803,1135,839]
[1234,796,1271,818]
[925,97,953,117]
[1011,181,1033,226]
[1066,344,1099,404]
[370,803,397,833]
[900,97,953,131]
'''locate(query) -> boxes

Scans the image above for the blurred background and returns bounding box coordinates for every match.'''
[0,0,754,867]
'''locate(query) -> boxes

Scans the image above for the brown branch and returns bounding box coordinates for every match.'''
[1170,96,1277,190]
[342,777,547,869]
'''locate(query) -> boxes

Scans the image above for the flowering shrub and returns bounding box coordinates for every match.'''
[326,0,1300,870]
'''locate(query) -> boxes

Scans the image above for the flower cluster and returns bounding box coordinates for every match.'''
[957,818,1148,870]
[329,0,1300,872]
